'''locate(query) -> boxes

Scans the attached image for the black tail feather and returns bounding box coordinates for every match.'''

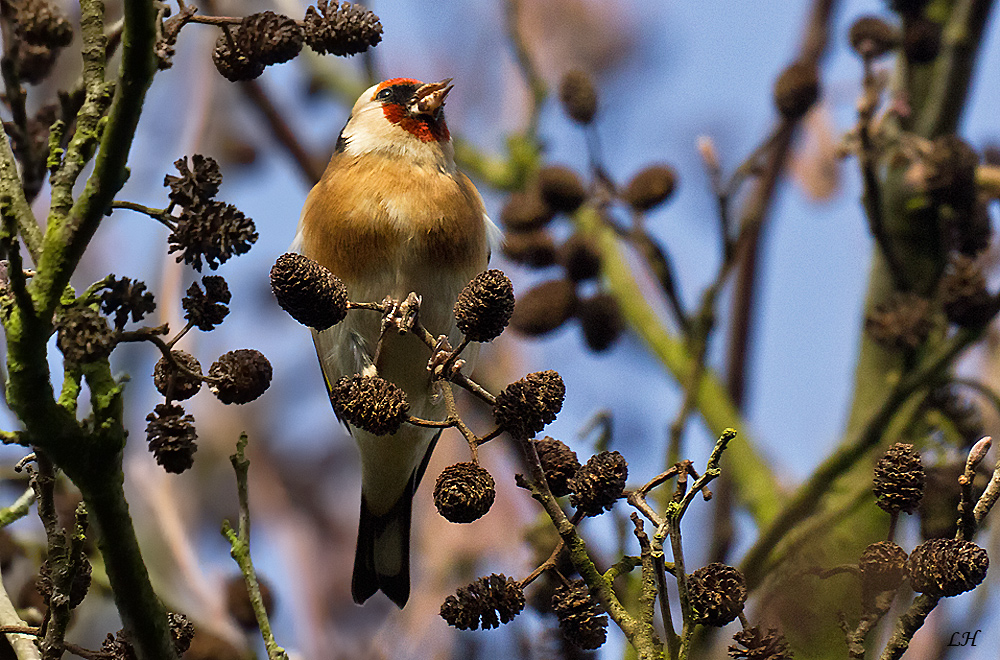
[352,484,413,608]
[352,431,440,608]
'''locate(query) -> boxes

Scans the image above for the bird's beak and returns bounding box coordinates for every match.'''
[410,79,453,116]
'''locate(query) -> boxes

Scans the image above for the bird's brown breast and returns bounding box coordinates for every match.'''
[300,153,487,283]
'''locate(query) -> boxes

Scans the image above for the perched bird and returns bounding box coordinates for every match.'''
[293,78,497,607]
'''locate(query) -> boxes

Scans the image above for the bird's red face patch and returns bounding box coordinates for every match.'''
[374,79,450,143]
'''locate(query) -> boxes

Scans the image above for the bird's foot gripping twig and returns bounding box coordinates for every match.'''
[428,335,467,380]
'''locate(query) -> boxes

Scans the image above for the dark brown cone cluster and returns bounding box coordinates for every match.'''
[559,234,601,283]
[865,293,933,350]
[849,16,897,59]
[569,451,627,517]
[535,437,581,497]
[907,538,989,597]
[165,156,257,271]
[145,403,198,474]
[225,575,275,629]
[538,165,587,213]
[440,573,525,630]
[510,278,577,336]
[501,190,556,233]
[687,563,748,627]
[551,579,608,650]
[494,370,566,439]
[623,164,678,212]
[433,462,496,523]
[773,61,820,119]
[578,293,624,352]
[304,0,383,56]
[859,541,908,596]
[212,11,304,81]
[728,626,794,660]
[100,276,156,329]
[873,442,925,515]
[183,275,231,331]
[502,230,557,267]
[101,612,195,660]
[56,307,115,364]
[559,70,598,124]
[165,155,222,208]
[209,350,273,405]
[940,255,994,327]
[329,374,409,435]
[454,269,516,342]
[11,0,73,48]
[925,135,979,209]
[270,253,349,330]
[153,351,203,402]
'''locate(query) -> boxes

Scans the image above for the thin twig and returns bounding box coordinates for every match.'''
[222,434,289,660]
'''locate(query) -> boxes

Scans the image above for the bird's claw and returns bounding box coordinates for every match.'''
[381,293,422,335]
[428,336,465,380]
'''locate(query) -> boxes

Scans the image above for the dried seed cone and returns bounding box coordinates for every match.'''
[510,278,577,336]
[494,370,566,439]
[773,61,820,119]
[145,403,198,474]
[213,31,266,82]
[434,462,496,523]
[623,164,678,212]
[908,538,989,597]
[14,0,73,48]
[940,255,994,327]
[169,200,258,271]
[440,573,525,630]
[183,276,231,331]
[865,293,933,350]
[153,351,203,401]
[270,253,349,330]
[304,0,383,56]
[859,541,908,595]
[165,155,222,208]
[559,70,598,124]
[56,307,114,363]
[38,552,91,609]
[873,442,925,514]
[454,269,515,342]
[578,293,624,352]
[101,276,156,329]
[538,165,586,212]
[241,11,304,65]
[559,233,601,283]
[849,16,897,59]
[209,349,273,404]
[535,437,581,497]
[728,626,794,660]
[502,230,558,267]
[329,374,410,435]
[501,190,555,232]
[569,451,628,517]
[551,579,608,650]
[687,563,748,626]
[102,612,195,659]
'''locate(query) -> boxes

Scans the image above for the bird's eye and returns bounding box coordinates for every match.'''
[375,88,393,101]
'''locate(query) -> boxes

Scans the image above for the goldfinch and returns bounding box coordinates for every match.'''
[293,78,497,607]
